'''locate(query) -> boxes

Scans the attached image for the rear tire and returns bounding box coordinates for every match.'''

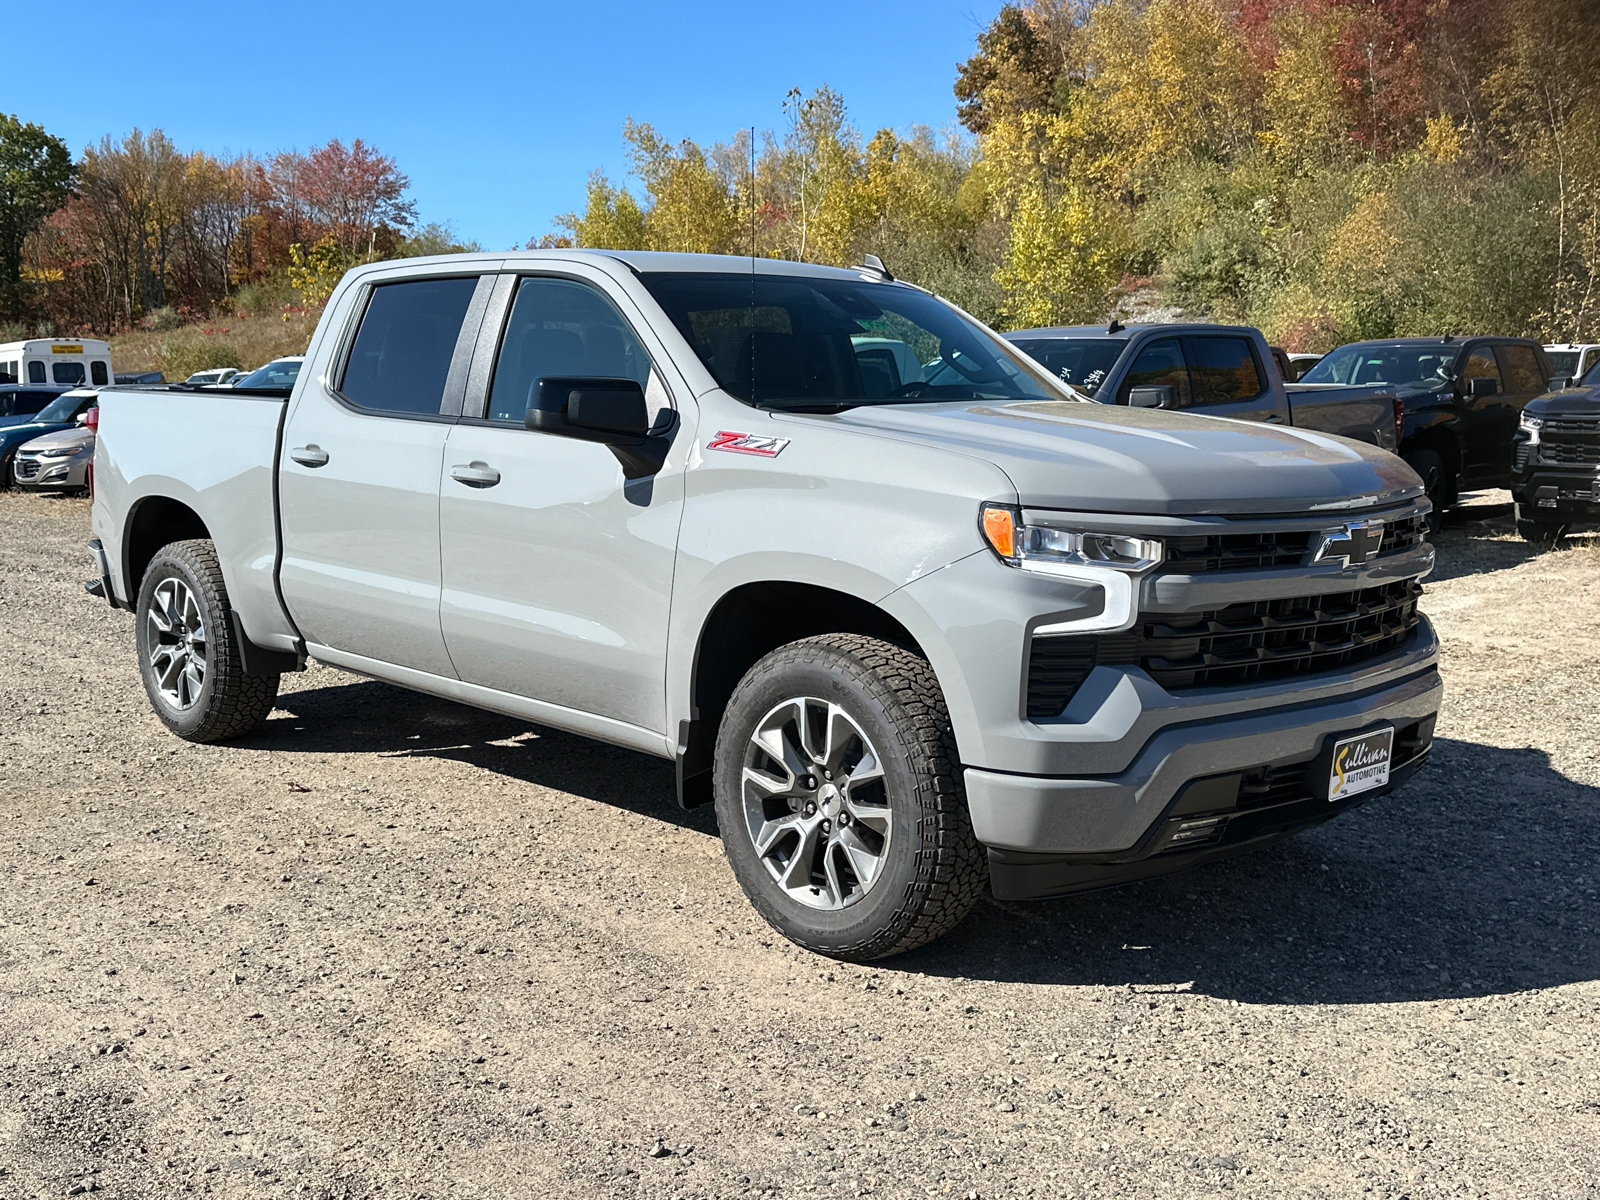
[713,633,986,961]
[1404,449,1451,533]
[135,539,279,742]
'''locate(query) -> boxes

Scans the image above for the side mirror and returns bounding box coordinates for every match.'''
[527,377,650,442]
[1128,385,1173,409]
[1466,375,1499,397]
[1549,376,1572,391]
[526,376,674,478]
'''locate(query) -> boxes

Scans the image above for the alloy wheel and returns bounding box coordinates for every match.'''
[146,577,208,709]
[740,696,893,910]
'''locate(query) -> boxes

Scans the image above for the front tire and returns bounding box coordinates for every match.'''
[135,539,279,742]
[1517,517,1568,548]
[713,634,986,961]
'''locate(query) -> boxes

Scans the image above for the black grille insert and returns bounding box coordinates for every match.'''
[1135,579,1423,690]
[1158,513,1427,574]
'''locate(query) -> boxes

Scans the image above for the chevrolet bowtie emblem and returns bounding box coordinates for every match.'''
[1309,519,1386,568]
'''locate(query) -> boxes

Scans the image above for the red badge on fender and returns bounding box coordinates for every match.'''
[707,430,791,458]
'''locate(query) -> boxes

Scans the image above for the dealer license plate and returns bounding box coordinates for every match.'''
[1327,727,1394,802]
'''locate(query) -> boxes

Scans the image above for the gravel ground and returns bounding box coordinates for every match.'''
[0,491,1596,1200]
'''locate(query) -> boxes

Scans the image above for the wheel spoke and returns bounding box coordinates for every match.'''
[752,813,803,858]
[847,803,891,838]
[820,842,847,907]
[181,661,204,706]
[837,826,883,890]
[822,703,860,773]
[742,765,792,798]
[844,744,885,790]
[776,820,824,894]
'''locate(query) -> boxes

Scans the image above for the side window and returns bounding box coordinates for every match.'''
[486,277,655,423]
[340,276,479,416]
[0,361,15,384]
[1496,344,1544,393]
[1184,337,1267,404]
[15,391,51,416]
[1583,348,1599,376]
[90,360,108,386]
[1460,348,1502,390]
[1119,337,1191,407]
[28,361,45,383]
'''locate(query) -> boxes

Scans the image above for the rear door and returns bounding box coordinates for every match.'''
[277,272,493,676]
[436,269,688,738]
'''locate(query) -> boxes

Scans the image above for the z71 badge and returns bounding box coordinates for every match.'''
[707,431,791,458]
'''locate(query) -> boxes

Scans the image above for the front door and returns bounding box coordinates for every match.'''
[437,272,686,736]
[1456,344,1507,482]
[278,273,488,676]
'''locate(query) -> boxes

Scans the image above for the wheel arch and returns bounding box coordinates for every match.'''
[123,495,212,604]
[675,580,928,808]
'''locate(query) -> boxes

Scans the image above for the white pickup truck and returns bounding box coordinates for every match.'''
[88,251,1441,959]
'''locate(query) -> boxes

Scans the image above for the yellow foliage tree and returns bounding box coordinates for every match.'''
[996,182,1129,327]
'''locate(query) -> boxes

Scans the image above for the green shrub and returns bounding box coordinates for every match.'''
[160,337,243,380]
[141,306,184,331]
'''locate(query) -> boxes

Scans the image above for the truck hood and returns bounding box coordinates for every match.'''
[1527,386,1600,417]
[826,399,1421,515]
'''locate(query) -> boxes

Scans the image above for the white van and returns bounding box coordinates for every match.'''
[0,338,114,389]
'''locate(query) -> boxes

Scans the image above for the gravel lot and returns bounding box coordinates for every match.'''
[1,491,1596,1200]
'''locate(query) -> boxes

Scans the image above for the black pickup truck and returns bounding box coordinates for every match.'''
[1300,336,1553,523]
[1511,358,1600,543]
[1007,323,1401,451]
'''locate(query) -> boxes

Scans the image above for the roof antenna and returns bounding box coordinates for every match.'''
[1441,333,1455,343]
[1108,317,1125,333]
[859,253,893,280]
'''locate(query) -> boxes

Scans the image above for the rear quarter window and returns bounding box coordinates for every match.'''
[340,277,479,416]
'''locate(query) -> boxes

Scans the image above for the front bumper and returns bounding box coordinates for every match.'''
[968,660,1439,898]
[14,451,90,490]
[1512,467,1600,527]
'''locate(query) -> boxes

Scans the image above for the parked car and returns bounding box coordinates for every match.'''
[1542,343,1600,387]
[0,383,74,429]
[1288,352,1324,380]
[184,367,242,386]
[90,251,1439,961]
[1301,336,1553,522]
[1511,357,1600,544]
[1006,323,1402,449]
[116,371,165,385]
[231,356,304,390]
[0,388,99,486]
[0,337,113,388]
[13,423,94,491]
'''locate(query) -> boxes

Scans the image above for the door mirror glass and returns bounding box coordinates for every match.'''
[1550,375,1572,390]
[527,377,649,443]
[1467,375,1499,397]
[1128,385,1173,408]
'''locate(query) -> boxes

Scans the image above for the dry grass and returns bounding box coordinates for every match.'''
[107,310,319,376]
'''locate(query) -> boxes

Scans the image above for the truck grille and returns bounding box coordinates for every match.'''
[1025,581,1423,717]
[1539,420,1600,466]
[1135,579,1423,690]
[1157,513,1427,574]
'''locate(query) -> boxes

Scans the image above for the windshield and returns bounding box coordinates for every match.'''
[1007,337,1125,396]
[1301,343,1454,389]
[235,359,303,390]
[635,272,1072,411]
[34,393,93,424]
[1545,350,1579,379]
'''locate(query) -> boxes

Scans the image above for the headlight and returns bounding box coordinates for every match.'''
[1519,412,1543,444]
[980,504,1163,573]
[37,444,86,458]
[979,503,1163,635]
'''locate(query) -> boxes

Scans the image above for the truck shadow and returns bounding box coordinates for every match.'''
[247,673,715,836]
[911,737,1599,1005]
[248,680,1594,1006]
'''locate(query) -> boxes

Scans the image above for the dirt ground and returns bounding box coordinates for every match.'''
[0,491,1595,1200]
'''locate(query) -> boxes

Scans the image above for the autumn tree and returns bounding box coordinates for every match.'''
[0,115,74,320]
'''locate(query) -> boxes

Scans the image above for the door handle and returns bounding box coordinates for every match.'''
[290,444,329,467]
[1263,413,1286,424]
[450,461,501,488]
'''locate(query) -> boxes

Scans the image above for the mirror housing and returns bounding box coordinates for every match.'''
[1128,385,1174,409]
[526,376,674,478]
[1549,375,1572,391]
[1466,375,1499,397]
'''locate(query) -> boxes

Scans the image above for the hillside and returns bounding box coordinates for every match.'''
[106,310,318,379]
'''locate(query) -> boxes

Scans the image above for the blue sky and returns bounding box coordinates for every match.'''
[13,0,1000,250]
